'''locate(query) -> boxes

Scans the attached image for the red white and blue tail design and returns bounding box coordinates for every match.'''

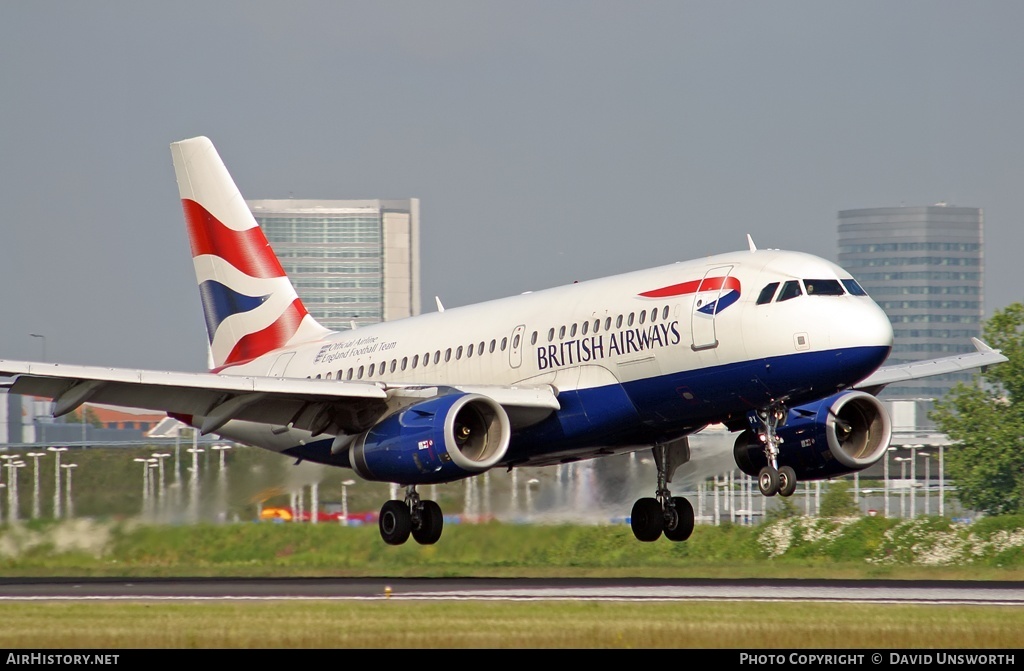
[170,137,330,370]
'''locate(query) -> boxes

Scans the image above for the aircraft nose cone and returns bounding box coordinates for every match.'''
[865,301,894,350]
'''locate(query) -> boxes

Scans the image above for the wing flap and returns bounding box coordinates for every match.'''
[0,360,559,436]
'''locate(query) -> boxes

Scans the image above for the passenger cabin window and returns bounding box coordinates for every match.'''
[756,282,780,305]
[842,279,868,296]
[368,363,376,377]
[776,280,802,302]
[804,279,844,296]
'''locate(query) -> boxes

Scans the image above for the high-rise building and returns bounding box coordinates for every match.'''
[247,199,420,331]
[837,204,983,402]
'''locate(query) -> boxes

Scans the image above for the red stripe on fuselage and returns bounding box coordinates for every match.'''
[640,276,740,298]
[181,199,287,279]
[222,298,309,366]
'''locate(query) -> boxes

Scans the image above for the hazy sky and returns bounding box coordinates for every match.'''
[2,2,1022,372]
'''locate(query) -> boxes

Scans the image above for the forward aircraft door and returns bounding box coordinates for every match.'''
[690,265,734,351]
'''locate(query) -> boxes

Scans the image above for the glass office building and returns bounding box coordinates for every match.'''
[247,199,420,330]
[837,204,983,402]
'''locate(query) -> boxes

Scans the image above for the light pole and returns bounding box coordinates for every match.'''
[187,447,204,521]
[7,460,25,522]
[883,446,896,518]
[211,444,231,473]
[61,463,77,517]
[341,479,355,526]
[151,453,171,508]
[134,457,151,516]
[908,444,923,518]
[919,452,932,516]
[895,457,911,518]
[30,333,46,361]
[939,444,945,517]
[26,452,45,519]
[0,455,17,523]
[47,446,68,519]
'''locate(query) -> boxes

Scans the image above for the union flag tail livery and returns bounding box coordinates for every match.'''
[0,135,1007,549]
[170,137,329,370]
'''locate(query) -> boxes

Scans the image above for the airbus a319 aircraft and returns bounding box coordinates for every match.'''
[0,137,1006,546]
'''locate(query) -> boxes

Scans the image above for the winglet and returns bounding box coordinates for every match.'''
[971,337,995,353]
[747,234,757,252]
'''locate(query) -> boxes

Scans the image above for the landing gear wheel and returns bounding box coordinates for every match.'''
[630,497,664,542]
[412,500,444,545]
[758,466,780,497]
[777,466,797,497]
[379,500,412,546]
[663,496,695,542]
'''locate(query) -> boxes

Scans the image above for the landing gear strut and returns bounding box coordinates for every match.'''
[629,440,695,543]
[378,486,444,546]
[754,403,797,497]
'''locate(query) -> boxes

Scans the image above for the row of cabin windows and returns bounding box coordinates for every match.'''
[311,303,671,381]
[313,336,511,381]
[544,305,671,343]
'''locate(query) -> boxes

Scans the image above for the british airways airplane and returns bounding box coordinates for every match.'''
[0,137,1006,546]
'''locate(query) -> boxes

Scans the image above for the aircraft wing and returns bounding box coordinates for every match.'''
[854,338,1008,393]
[0,360,559,437]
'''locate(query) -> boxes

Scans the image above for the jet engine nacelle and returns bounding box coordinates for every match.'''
[348,393,511,485]
[733,390,892,482]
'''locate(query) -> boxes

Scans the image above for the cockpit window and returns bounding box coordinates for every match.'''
[841,279,868,296]
[776,280,803,302]
[756,282,780,305]
[804,279,844,296]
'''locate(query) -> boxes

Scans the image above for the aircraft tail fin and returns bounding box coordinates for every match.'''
[170,136,330,371]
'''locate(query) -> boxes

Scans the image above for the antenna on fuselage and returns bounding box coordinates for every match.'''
[435,296,445,312]
[746,234,757,252]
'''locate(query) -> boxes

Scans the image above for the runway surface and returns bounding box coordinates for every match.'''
[0,577,1021,605]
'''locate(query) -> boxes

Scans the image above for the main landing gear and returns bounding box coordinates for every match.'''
[630,440,695,543]
[378,486,444,546]
[754,403,797,498]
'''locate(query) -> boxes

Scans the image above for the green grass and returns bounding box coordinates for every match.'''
[0,601,1019,649]
[1,516,1023,579]
[2,518,1022,649]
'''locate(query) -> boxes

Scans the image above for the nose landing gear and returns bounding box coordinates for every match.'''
[754,403,797,498]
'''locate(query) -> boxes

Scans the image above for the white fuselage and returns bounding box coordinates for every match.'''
[209,247,894,466]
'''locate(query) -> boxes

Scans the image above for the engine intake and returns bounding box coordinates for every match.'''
[734,390,892,481]
[349,393,511,485]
